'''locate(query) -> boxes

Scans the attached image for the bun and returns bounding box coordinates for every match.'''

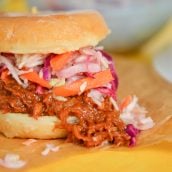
[0,11,110,54]
[0,113,67,139]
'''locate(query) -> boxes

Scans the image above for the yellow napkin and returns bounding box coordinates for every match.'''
[29,142,172,172]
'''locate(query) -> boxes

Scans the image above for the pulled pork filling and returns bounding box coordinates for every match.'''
[0,76,130,147]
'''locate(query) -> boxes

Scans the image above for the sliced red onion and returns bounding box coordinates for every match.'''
[79,46,95,55]
[78,47,103,67]
[84,72,95,78]
[58,63,101,78]
[87,63,101,73]
[100,56,109,69]
[66,75,84,84]
[96,87,114,97]
[74,55,88,63]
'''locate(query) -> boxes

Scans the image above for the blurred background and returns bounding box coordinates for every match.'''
[0,0,172,83]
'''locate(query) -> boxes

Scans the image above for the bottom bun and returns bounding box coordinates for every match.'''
[0,113,67,139]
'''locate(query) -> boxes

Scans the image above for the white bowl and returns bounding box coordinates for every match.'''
[99,1,172,52]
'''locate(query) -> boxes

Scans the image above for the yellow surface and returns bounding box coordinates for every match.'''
[29,142,172,172]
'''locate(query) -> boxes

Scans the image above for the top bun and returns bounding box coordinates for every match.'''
[0,11,110,54]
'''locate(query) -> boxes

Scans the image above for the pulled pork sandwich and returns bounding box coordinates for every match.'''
[0,11,152,147]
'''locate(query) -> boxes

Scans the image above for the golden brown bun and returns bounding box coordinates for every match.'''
[0,113,67,139]
[0,11,110,54]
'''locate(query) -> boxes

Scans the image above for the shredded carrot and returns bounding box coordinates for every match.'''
[50,52,73,71]
[120,95,132,111]
[53,69,114,97]
[20,71,51,88]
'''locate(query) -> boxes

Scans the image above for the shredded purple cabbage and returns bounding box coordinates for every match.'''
[42,67,51,81]
[126,124,140,146]
[129,137,136,147]
[101,51,118,89]
[42,55,53,81]
[100,51,119,98]
[44,54,52,68]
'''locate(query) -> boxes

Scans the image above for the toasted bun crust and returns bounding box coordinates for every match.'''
[0,113,67,139]
[0,11,109,54]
